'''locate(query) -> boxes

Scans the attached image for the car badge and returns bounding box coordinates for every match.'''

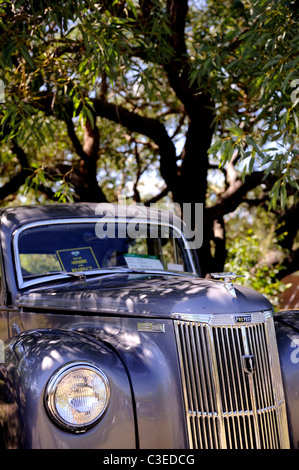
[210,272,245,298]
[137,322,165,333]
[234,315,252,323]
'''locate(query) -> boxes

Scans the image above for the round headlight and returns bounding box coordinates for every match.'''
[45,362,110,431]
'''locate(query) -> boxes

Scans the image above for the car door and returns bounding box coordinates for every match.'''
[0,250,8,348]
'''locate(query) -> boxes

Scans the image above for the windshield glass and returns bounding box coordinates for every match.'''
[16,221,197,285]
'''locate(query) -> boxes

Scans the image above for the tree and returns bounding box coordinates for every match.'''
[0,0,298,281]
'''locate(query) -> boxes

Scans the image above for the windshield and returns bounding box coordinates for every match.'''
[15,220,197,287]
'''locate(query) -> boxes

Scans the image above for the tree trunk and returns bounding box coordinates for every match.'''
[171,99,215,276]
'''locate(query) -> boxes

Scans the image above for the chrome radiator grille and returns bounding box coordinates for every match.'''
[174,312,289,449]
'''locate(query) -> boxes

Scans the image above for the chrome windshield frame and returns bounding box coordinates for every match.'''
[13,217,198,289]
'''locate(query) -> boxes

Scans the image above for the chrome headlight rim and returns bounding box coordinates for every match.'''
[45,361,110,432]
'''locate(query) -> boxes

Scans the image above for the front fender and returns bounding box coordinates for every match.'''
[275,310,299,449]
[0,329,136,449]
[73,319,188,449]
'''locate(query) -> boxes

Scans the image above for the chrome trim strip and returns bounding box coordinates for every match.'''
[13,217,197,289]
[172,310,273,325]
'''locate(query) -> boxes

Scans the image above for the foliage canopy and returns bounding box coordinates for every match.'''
[0,0,298,302]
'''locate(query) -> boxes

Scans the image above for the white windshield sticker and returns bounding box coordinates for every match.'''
[167,263,184,272]
[124,254,164,270]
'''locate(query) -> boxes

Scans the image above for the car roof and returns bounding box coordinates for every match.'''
[0,202,184,232]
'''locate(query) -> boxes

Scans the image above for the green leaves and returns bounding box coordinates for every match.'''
[225,219,289,308]
[53,181,75,203]
[23,164,48,199]
[204,0,299,209]
[0,0,298,214]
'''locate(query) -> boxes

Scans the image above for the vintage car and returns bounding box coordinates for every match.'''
[0,202,298,449]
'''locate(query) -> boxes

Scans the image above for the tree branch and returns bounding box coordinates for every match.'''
[0,140,31,201]
[132,141,142,203]
[64,116,89,161]
[92,96,179,195]
[206,171,276,220]
[276,201,299,252]
[277,248,299,279]
[166,0,188,58]
[144,186,169,206]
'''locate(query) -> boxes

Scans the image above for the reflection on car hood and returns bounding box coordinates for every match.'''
[274,310,299,332]
[16,273,272,317]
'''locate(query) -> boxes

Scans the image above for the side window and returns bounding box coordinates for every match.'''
[0,255,3,304]
[0,250,8,347]
[0,249,7,306]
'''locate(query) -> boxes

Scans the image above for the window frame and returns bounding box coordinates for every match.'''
[13,218,198,289]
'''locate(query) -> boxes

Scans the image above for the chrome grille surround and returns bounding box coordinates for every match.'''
[173,311,290,449]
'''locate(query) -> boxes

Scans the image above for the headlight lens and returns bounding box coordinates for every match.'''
[45,362,110,431]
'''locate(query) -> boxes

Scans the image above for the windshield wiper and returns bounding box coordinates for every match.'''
[25,270,86,280]
[23,266,194,285]
[23,267,139,282]
[84,266,193,277]
[84,266,147,275]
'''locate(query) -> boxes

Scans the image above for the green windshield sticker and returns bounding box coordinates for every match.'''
[56,247,100,272]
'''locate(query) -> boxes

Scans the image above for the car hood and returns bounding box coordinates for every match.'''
[15,272,272,317]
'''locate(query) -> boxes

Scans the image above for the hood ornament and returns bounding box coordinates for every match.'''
[210,272,245,298]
